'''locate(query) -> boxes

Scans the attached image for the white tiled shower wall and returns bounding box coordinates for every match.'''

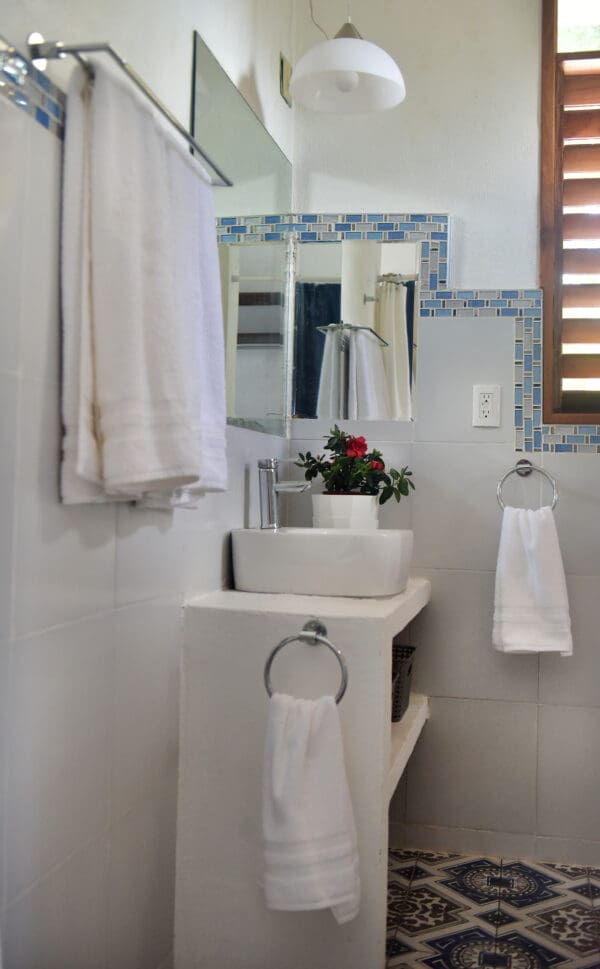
[0,2,295,966]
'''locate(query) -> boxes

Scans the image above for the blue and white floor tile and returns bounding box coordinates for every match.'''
[387,849,600,968]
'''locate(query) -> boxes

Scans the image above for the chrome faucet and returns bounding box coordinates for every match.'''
[258,458,311,529]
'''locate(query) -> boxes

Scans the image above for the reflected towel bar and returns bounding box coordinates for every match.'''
[316,321,389,347]
[496,459,559,511]
[264,620,348,705]
[27,35,233,187]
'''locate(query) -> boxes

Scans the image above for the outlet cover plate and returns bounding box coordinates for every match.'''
[472,384,501,427]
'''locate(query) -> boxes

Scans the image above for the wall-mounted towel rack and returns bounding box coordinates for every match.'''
[496,459,559,510]
[316,322,389,347]
[27,34,233,187]
[264,620,348,704]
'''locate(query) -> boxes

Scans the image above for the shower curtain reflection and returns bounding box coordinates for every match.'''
[293,282,341,418]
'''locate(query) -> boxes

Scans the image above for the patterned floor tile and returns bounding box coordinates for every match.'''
[390,863,435,886]
[495,862,563,909]
[477,906,519,929]
[387,850,600,969]
[527,900,599,957]
[493,930,567,968]
[418,926,502,969]
[389,884,468,938]
[541,863,590,881]
[573,882,600,902]
[438,858,503,906]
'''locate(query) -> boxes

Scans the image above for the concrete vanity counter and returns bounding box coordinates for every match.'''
[175,578,431,969]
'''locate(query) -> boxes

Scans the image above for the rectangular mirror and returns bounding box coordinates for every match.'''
[191,32,292,435]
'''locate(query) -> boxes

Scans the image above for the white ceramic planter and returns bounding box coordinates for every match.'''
[312,493,380,530]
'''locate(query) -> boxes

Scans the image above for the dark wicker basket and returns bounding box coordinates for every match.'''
[391,644,415,722]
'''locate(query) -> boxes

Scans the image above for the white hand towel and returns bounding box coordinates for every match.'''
[493,506,572,655]
[262,693,360,924]
[347,329,391,420]
[316,330,341,419]
[61,63,227,502]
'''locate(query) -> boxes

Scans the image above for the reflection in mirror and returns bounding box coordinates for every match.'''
[293,241,419,421]
[191,32,292,219]
[218,242,288,436]
[191,32,292,436]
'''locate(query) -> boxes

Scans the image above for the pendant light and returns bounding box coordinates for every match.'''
[290,13,405,114]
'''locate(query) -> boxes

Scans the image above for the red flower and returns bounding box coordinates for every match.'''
[370,460,384,471]
[346,435,368,458]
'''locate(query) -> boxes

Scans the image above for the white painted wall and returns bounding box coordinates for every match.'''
[292,0,541,289]
[0,2,293,966]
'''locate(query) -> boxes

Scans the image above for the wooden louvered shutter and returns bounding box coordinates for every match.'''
[541,1,600,420]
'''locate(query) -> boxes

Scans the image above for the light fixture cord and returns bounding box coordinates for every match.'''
[309,0,329,40]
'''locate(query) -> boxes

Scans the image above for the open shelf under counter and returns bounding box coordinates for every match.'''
[388,692,429,803]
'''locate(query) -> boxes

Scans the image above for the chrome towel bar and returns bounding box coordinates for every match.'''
[27,34,233,187]
[496,459,559,510]
[264,620,348,705]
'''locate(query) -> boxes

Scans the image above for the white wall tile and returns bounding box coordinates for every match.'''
[413,316,514,444]
[540,576,600,708]
[5,613,115,901]
[411,442,534,571]
[406,697,538,833]
[0,375,18,640]
[111,599,181,819]
[540,453,600,575]
[2,835,109,969]
[115,506,185,607]
[108,785,177,969]
[13,376,116,636]
[398,822,536,861]
[17,115,62,383]
[0,100,27,376]
[537,704,600,842]
[411,569,538,702]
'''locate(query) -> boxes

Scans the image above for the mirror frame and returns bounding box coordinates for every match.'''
[216,213,449,434]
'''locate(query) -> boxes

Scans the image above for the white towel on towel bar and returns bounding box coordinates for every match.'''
[61,63,227,503]
[347,329,391,420]
[262,693,360,924]
[493,506,572,655]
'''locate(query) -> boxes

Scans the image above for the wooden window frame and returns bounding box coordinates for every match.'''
[541,0,600,423]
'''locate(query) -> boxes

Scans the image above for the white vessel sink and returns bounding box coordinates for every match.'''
[231,527,414,598]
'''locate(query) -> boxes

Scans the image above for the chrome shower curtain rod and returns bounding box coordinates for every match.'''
[27,37,233,187]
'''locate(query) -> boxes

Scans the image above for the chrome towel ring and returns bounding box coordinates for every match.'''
[496,459,559,510]
[264,619,349,705]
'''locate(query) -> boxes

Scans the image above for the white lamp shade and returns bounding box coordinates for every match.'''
[290,37,405,113]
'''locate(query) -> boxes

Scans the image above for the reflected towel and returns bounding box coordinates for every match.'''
[316,330,342,419]
[493,506,572,655]
[347,329,391,420]
[61,63,227,502]
[262,693,360,924]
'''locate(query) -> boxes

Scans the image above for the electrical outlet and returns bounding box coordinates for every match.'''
[472,384,501,427]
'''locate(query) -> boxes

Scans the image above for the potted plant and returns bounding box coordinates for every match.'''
[296,425,415,529]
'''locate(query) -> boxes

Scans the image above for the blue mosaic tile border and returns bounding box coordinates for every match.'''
[0,41,65,138]
[215,212,449,292]
[424,287,600,453]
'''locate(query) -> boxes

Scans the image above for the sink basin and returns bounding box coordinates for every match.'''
[231,527,414,598]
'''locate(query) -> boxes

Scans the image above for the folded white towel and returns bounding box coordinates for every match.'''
[262,693,360,924]
[61,63,227,503]
[347,329,392,420]
[493,506,572,655]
